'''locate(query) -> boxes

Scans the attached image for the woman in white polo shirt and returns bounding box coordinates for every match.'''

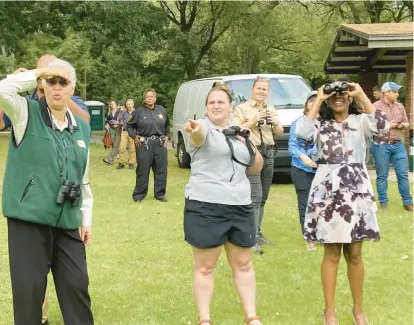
[183,85,264,325]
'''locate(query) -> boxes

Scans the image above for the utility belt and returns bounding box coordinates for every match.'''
[138,135,166,150]
[257,143,277,159]
[141,135,165,140]
[257,125,278,159]
[257,144,276,150]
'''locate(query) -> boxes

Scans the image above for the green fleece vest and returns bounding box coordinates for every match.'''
[2,98,90,229]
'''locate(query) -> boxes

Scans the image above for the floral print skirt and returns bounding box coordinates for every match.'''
[303,163,380,244]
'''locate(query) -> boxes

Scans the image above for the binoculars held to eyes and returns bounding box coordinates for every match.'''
[57,180,81,207]
[222,125,250,138]
[323,81,349,94]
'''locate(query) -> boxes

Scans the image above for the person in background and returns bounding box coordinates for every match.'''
[117,99,136,170]
[372,85,382,102]
[232,76,284,254]
[103,100,121,165]
[371,81,413,211]
[0,59,94,325]
[288,91,318,251]
[0,109,12,130]
[183,85,264,325]
[296,78,389,325]
[127,88,170,202]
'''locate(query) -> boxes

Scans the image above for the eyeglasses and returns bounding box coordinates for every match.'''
[45,77,71,87]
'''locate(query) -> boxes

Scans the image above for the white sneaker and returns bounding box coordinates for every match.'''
[306,241,317,252]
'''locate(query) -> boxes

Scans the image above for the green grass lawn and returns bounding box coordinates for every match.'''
[0,134,412,325]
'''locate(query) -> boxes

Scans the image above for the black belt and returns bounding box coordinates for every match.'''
[257,144,276,150]
[141,135,164,140]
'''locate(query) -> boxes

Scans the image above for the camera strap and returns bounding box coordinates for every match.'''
[225,136,255,167]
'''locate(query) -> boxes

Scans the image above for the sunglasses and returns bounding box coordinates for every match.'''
[45,77,71,87]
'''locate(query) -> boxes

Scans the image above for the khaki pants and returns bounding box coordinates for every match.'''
[119,131,136,165]
[42,290,48,323]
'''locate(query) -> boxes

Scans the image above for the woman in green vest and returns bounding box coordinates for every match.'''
[0,59,94,325]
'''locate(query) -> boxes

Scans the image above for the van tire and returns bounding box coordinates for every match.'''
[177,140,191,168]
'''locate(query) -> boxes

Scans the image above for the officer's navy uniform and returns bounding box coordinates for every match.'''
[126,104,170,202]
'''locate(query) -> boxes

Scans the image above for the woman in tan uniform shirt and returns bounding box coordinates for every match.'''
[232,77,284,254]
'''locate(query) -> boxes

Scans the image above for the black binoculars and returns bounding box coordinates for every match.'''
[57,180,81,207]
[258,109,272,126]
[222,125,250,138]
[323,81,349,94]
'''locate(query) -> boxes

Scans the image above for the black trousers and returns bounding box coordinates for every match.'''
[7,218,94,325]
[247,148,275,236]
[290,166,315,234]
[133,138,167,200]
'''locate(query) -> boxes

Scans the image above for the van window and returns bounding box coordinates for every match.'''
[227,78,311,108]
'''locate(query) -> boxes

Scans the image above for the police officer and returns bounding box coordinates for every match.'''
[126,88,170,202]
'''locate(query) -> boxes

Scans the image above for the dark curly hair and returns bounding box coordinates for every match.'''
[320,77,362,121]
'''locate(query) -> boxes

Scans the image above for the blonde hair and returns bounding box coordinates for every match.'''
[252,76,270,88]
[109,100,117,110]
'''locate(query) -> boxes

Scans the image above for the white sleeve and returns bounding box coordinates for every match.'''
[0,71,37,144]
[80,149,93,227]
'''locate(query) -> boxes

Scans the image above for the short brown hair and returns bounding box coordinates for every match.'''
[144,88,156,99]
[205,85,232,105]
[373,85,381,92]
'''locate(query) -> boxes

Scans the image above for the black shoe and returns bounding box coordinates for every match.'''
[103,158,113,165]
[252,243,264,255]
[42,320,49,325]
[404,204,413,212]
[257,233,274,245]
[380,203,388,209]
[133,197,144,202]
[155,196,167,202]
[129,164,134,170]
[116,163,125,170]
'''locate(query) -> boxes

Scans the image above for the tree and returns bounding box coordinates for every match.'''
[312,0,413,24]
[158,1,258,80]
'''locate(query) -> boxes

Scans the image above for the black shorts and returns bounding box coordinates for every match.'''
[184,199,255,249]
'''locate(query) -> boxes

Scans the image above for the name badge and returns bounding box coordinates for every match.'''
[77,140,86,148]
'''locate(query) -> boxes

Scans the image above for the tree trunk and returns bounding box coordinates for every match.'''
[186,63,197,81]
[83,69,87,100]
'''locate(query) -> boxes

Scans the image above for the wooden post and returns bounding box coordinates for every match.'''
[359,71,378,103]
[405,52,413,155]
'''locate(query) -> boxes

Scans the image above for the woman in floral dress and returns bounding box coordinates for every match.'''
[296,79,389,325]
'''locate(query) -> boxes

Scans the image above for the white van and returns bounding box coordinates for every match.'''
[172,74,312,174]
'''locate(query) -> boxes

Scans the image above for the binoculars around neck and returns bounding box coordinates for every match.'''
[57,180,81,207]
[222,125,250,138]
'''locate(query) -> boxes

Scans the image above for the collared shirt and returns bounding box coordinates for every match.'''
[232,98,280,146]
[288,117,317,174]
[184,118,252,205]
[126,105,170,139]
[119,109,135,131]
[0,113,11,130]
[373,99,408,143]
[0,71,93,226]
